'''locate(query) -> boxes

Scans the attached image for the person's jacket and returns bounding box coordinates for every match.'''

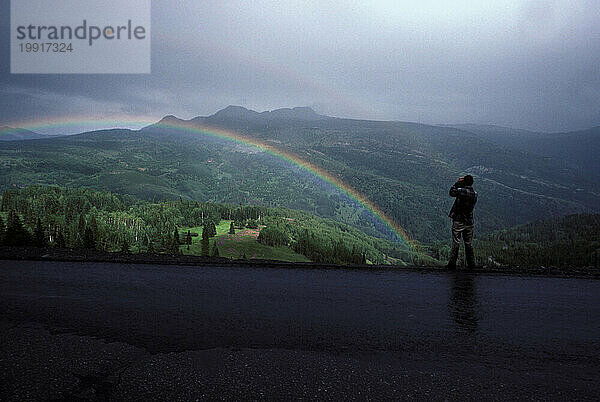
[448,183,477,225]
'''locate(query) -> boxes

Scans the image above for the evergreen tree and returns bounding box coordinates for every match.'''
[147,239,155,253]
[83,226,95,249]
[120,237,130,253]
[33,217,48,247]
[75,214,86,248]
[4,210,32,246]
[83,215,98,250]
[88,215,99,248]
[229,221,235,235]
[203,221,216,237]
[173,227,180,245]
[55,227,66,248]
[171,227,180,254]
[201,225,210,256]
[0,214,5,245]
[161,232,171,253]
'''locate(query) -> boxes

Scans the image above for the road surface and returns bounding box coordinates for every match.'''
[1,260,599,400]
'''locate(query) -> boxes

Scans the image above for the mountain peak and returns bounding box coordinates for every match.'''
[210,105,261,120]
[209,105,325,121]
[266,107,323,120]
[157,115,184,124]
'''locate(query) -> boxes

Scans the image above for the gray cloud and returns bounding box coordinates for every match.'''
[1,0,599,132]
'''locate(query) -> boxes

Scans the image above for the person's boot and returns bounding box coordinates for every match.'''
[446,245,459,270]
[465,244,477,269]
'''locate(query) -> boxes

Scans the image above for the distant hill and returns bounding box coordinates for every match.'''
[443,124,600,176]
[0,126,51,141]
[1,107,599,243]
[439,124,542,148]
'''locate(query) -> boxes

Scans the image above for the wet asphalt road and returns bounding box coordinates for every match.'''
[1,260,599,400]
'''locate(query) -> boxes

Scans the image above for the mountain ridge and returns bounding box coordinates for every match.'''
[443,123,600,175]
[205,105,326,121]
[0,126,49,141]
[153,107,600,136]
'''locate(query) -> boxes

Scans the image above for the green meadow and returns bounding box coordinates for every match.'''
[179,220,310,262]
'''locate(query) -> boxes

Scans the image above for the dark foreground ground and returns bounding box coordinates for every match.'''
[1,259,599,401]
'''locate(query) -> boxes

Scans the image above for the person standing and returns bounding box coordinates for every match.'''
[447,175,478,269]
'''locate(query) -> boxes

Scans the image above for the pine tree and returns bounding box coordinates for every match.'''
[33,217,48,247]
[87,215,99,248]
[55,227,66,248]
[147,239,155,253]
[83,226,95,249]
[171,227,180,254]
[201,225,210,256]
[83,215,98,250]
[5,210,32,246]
[203,221,216,238]
[120,237,130,253]
[173,227,180,246]
[229,221,235,235]
[75,214,86,249]
[0,214,5,245]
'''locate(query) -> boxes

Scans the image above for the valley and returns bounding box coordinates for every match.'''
[0,107,598,244]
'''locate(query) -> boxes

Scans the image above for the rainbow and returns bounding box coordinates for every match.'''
[5,115,415,248]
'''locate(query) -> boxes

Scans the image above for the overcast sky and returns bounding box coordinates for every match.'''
[1,0,599,133]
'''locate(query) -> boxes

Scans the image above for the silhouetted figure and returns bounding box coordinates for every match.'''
[448,272,478,332]
[447,175,478,269]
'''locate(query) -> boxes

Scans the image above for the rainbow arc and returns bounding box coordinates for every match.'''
[7,115,415,248]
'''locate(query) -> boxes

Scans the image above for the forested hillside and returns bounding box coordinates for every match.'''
[1,186,598,268]
[0,107,598,243]
[476,214,600,267]
[431,214,600,268]
[0,186,432,265]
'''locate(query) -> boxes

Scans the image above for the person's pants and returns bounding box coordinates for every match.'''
[452,221,473,247]
[449,221,474,267]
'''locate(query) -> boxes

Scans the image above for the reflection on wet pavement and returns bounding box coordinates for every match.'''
[448,272,478,333]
